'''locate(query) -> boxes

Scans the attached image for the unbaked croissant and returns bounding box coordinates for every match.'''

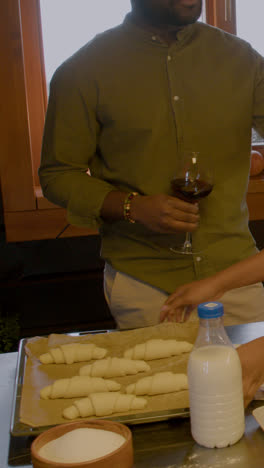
[124,338,193,360]
[79,357,150,378]
[126,372,188,395]
[40,376,120,399]
[39,343,107,365]
[63,392,147,419]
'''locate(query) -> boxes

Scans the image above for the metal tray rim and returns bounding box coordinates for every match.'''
[10,331,190,437]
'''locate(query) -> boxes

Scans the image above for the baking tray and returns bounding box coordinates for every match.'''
[10,330,190,437]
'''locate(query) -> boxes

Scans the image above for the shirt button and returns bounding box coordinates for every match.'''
[196,256,202,262]
[167,55,172,61]
[173,96,180,101]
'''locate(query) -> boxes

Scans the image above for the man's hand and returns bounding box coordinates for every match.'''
[237,337,264,408]
[160,276,222,323]
[131,193,199,233]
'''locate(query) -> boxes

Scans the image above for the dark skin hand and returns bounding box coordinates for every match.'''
[131,193,199,233]
[237,337,264,408]
[101,191,199,233]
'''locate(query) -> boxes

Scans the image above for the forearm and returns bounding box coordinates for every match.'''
[100,190,134,222]
[100,190,150,223]
[211,249,264,295]
[237,336,264,407]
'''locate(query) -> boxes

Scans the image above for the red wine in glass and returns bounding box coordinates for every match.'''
[171,178,213,203]
[170,152,214,255]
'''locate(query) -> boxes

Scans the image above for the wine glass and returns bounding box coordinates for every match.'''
[170,151,213,255]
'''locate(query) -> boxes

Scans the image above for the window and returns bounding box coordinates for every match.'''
[40,0,132,88]
[1,0,264,242]
[235,0,264,146]
[40,0,206,91]
[236,0,264,57]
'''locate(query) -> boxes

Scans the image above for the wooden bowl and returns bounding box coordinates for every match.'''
[31,420,133,468]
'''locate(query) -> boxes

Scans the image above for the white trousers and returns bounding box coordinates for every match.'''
[104,263,264,330]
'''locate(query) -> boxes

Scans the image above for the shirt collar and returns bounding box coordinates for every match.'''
[123,12,199,48]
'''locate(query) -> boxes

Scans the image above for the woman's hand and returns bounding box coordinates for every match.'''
[160,276,223,323]
[160,248,264,323]
[237,337,264,408]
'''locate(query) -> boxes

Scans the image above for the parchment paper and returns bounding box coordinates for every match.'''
[20,322,199,427]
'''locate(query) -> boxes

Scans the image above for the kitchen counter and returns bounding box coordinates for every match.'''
[1,322,264,468]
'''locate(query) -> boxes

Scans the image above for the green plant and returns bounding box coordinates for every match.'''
[0,310,20,353]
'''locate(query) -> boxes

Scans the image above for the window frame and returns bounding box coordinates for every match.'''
[206,0,237,35]
[1,0,96,241]
[1,0,263,242]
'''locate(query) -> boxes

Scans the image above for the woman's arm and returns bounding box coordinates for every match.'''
[160,249,264,323]
[237,337,264,407]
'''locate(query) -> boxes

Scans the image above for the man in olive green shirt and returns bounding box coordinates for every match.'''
[39,0,264,328]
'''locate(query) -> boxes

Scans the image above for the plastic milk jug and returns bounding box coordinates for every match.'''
[187,302,245,448]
